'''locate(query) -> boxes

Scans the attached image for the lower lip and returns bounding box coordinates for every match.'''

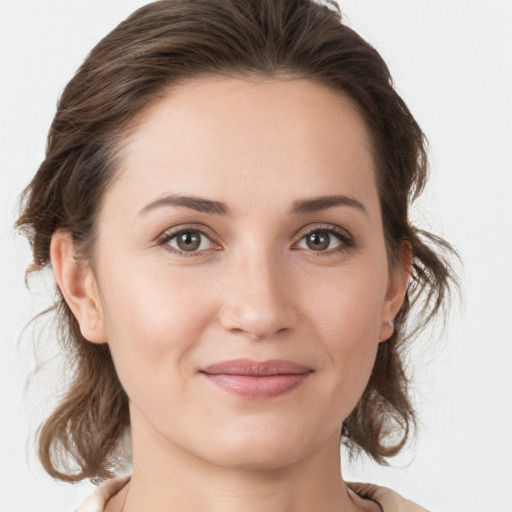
[203,373,310,399]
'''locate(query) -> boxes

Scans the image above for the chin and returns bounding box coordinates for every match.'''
[195,424,320,471]
[211,445,304,471]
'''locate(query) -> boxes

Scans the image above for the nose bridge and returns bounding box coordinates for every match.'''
[219,241,297,339]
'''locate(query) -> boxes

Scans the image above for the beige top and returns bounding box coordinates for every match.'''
[74,476,430,512]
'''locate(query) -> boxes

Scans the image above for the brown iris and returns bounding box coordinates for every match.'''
[176,231,202,251]
[306,231,330,251]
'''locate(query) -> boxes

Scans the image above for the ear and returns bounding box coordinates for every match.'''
[50,229,107,344]
[379,241,412,341]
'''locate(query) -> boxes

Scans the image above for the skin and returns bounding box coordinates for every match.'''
[51,76,410,512]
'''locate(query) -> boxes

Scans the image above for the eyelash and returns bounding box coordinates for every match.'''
[156,224,355,258]
[295,224,355,258]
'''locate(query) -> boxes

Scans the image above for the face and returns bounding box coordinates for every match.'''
[70,76,407,470]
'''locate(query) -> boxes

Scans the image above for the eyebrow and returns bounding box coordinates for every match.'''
[139,193,367,217]
[291,195,367,216]
[140,194,229,215]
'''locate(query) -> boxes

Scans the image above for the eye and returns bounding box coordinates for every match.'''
[158,227,220,256]
[295,226,354,254]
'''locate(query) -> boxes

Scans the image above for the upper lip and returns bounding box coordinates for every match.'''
[201,359,312,376]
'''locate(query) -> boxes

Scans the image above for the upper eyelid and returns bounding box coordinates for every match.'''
[292,224,354,248]
[158,223,351,240]
[295,223,352,237]
[157,223,218,242]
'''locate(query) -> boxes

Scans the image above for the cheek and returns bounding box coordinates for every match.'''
[307,262,387,393]
[310,261,388,342]
[97,260,216,389]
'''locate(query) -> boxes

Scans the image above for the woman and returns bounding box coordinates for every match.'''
[16,0,455,510]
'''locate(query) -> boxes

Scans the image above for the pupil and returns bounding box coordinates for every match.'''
[308,232,329,251]
[178,232,200,251]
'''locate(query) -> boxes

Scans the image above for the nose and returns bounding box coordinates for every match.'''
[218,250,299,340]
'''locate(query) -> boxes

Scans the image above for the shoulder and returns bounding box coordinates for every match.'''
[347,482,431,512]
[74,476,130,512]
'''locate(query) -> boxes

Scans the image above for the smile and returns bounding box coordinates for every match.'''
[200,359,312,399]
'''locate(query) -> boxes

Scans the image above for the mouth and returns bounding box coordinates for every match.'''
[200,359,312,399]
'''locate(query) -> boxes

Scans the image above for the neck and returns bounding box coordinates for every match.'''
[120,413,365,512]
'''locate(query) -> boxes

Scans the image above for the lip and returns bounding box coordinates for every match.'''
[200,359,312,399]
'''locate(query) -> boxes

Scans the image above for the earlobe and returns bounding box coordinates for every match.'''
[379,241,412,342]
[50,229,107,344]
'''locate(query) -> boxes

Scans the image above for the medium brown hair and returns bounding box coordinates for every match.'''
[17,0,457,482]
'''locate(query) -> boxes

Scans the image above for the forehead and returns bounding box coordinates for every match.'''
[109,75,378,217]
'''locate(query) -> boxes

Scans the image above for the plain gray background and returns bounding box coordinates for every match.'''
[1,1,511,510]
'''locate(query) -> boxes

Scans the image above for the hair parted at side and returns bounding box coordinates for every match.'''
[16,0,457,482]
